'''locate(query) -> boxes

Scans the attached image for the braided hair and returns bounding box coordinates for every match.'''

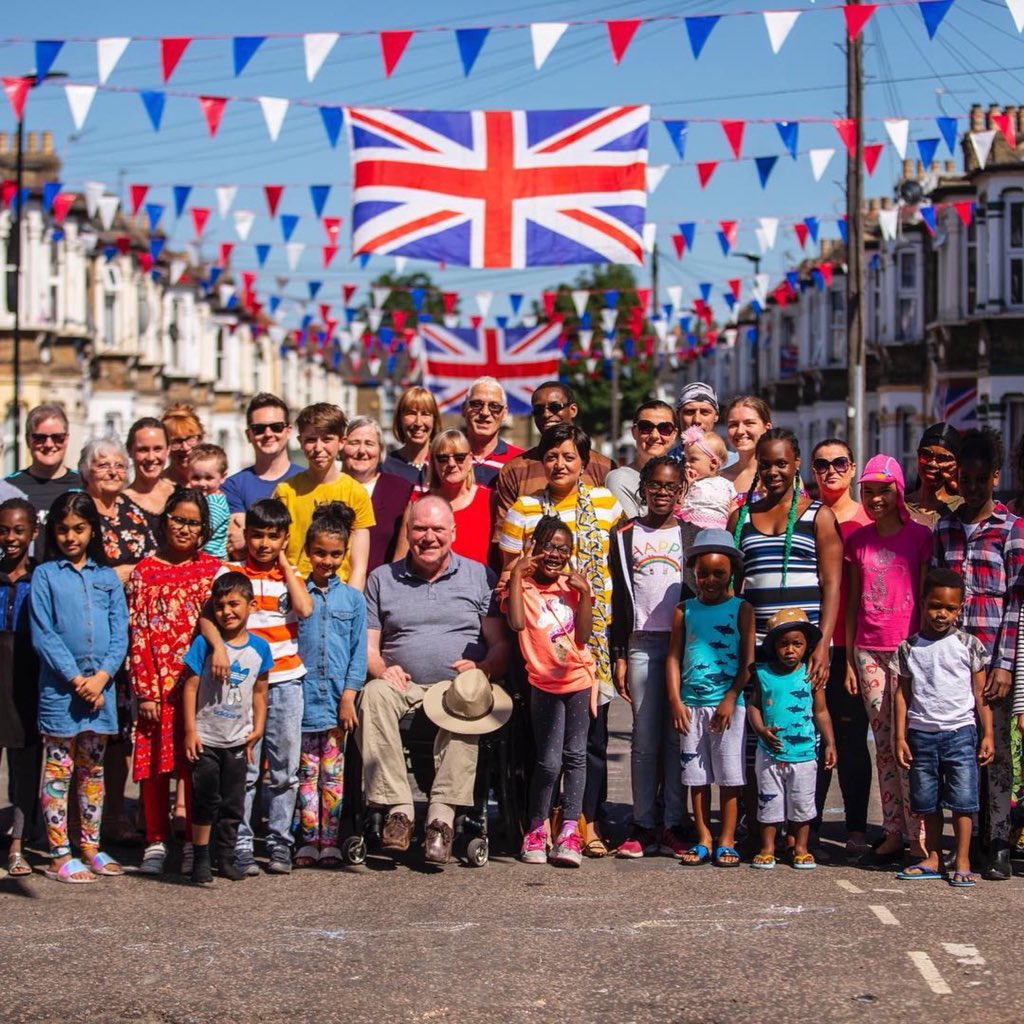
[639,454,686,499]
[731,428,803,587]
[531,513,572,554]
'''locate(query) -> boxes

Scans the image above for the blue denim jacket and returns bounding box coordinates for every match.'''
[30,558,129,737]
[297,574,367,732]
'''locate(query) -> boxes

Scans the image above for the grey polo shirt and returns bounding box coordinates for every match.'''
[365,553,498,686]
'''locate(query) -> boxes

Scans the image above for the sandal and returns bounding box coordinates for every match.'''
[44,857,97,884]
[949,870,978,888]
[792,852,817,870]
[750,853,776,870]
[294,844,320,868]
[7,851,32,877]
[896,864,943,881]
[83,850,124,876]
[714,845,741,868]
[318,846,342,869]
[577,816,608,858]
[680,843,711,866]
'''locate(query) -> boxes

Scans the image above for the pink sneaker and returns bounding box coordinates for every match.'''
[550,829,583,868]
[617,827,659,859]
[520,826,548,865]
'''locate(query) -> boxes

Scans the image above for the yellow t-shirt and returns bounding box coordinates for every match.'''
[273,470,375,578]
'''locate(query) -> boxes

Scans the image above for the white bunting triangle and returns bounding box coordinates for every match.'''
[600,308,618,332]
[571,289,590,318]
[763,10,800,54]
[645,164,669,194]
[755,227,769,254]
[530,22,568,70]
[884,118,909,160]
[757,216,779,250]
[393,256,407,273]
[64,84,97,132]
[367,309,383,332]
[970,129,997,169]
[666,284,683,311]
[368,357,382,377]
[170,258,187,285]
[97,37,130,84]
[653,319,668,343]
[337,330,353,354]
[585,357,599,374]
[371,286,391,308]
[84,181,105,219]
[97,194,120,232]
[1009,0,1024,32]
[878,207,899,241]
[753,273,770,304]
[578,328,593,353]
[350,321,367,344]
[475,291,493,317]
[521,314,538,328]
[643,222,657,254]
[809,147,836,181]
[601,338,615,360]
[285,242,306,270]
[218,284,236,307]
[443,314,460,329]
[258,97,289,142]
[216,186,238,219]
[304,33,338,82]
[233,209,255,241]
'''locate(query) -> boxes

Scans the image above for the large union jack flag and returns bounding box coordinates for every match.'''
[346,105,650,268]
[418,322,564,414]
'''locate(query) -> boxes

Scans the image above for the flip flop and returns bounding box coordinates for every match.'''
[84,850,123,876]
[792,852,817,870]
[949,870,978,888]
[680,843,711,866]
[896,864,943,881]
[6,852,32,877]
[714,845,741,868]
[750,853,776,870]
[44,858,97,884]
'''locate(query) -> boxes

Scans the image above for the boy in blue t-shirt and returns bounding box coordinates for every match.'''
[748,607,836,870]
[183,571,273,885]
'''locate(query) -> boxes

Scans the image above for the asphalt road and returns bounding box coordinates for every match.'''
[2,700,1020,1024]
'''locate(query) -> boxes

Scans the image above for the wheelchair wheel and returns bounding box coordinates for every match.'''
[341,834,366,866]
[466,836,488,867]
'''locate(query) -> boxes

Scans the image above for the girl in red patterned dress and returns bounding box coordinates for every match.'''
[128,487,221,875]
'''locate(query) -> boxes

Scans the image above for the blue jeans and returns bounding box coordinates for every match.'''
[907,724,980,815]
[236,678,304,858]
[627,632,684,829]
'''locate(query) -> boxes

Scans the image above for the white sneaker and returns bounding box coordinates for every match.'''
[180,842,194,875]
[520,825,548,865]
[139,841,167,875]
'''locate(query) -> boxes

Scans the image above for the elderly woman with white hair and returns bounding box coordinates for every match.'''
[341,415,414,572]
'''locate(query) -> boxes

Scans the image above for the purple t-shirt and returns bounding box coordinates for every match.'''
[221,463,304,515]
[845,519,934,650]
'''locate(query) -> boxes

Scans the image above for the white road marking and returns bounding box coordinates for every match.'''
[868,904,900,926]
[942,942,986,967]
[907,951,953,995]
[872,887,905,894]
[836,879,864,894]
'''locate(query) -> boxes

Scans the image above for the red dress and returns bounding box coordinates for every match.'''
[411,485,496,567]
[127,552,221,781]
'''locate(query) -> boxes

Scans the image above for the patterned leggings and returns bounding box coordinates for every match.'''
[296,729,345,848]
[41,733,108,858]
[853,649,924,844]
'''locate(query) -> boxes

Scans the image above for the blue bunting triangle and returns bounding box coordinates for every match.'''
[145,203,164,232]
[936,116,958,154]
[233,36,265,76]
[508,293,523,315]
[916,137,940,169]
[42,182,61,212]
[140,91,166,132]
[724,293,736,310]
[280,214,299,242]
[308,281,322,300]
[358,253,371,269]
[256,244,271,267]
[717,231,731,256]
[208,266,223,286]
[455,28,489,76]
[309,185,331,218]
[603,290,619,308]
[786,271,800,292]
[918,0,953,39]
[755,155,778,188]
[495,315,508,329]
[320,107,344,148]
[684,16,720,59]
[149,237,165,261]
[269,296,281,314]
[103,245,117,263]
[804,216,819,243]
[172,186,192,218]
[410,288,426,311]
[837,216,849,245]
[663,120,688,159]
[699,282,712,303]
[920,206,937,235]
[775,121,799,160]
[679,222,696,250]
[35,40,64,83]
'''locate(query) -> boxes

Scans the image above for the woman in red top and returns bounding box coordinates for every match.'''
[394,430,497,568]
[127,487,220,875]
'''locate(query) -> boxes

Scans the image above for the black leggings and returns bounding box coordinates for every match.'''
[814,647,871,834]
[582,701,610,824]
[190,745,247,853]
[529,688,590,823]
[2,744,40,840]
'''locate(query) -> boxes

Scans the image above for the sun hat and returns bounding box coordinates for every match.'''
[685,527,744,570]
[761,607,823,661]
[422,669,513,736]
[857,453,905,489]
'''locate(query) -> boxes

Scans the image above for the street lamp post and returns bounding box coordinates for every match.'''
[733,251,762,395]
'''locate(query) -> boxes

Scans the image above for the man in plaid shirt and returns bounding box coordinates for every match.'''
[932,429,1024,881]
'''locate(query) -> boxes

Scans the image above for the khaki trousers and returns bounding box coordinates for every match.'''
[357,678,478,809]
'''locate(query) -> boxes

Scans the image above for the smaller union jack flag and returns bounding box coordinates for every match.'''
[418,322,564,415]
[933,379,978,431]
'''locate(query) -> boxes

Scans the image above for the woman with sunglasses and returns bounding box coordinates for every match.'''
[904,422,963,529]
[393,430,496,567]
[606,401,678,518]
[7,404,82,521]
[808,438,873,857]
[161,404,206,488]
[721,396,773,498]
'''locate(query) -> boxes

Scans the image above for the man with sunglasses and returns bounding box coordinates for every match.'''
[6,404,81,522]
[460,377,524,488]
[494,381,614,525]
[606,400,678,517]
[222,394,303,558]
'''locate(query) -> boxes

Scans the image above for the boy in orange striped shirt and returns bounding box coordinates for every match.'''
[202,498,313,875]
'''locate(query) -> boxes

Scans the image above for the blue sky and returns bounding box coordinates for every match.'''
[2,0,1024,324]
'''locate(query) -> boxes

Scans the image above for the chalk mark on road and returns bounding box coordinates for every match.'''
[907,951,952,995]
[868,904,900,926]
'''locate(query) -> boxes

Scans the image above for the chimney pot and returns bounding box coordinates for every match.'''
[987,102,1001,129]
[916,160,924,177]
[41,131,53,155]
[26,130,38,155]
[970,104,984,132]
[945,160,955,173]
[0,131,7,154]
[902,158,914,179]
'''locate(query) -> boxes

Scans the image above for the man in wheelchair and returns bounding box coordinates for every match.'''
[359,496,510,864]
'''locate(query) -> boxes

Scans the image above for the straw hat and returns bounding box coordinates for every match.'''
[422,669,513,736]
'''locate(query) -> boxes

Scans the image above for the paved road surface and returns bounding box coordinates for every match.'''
[2,700,1020,1023]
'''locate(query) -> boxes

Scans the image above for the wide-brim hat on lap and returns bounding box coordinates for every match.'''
[761,607,823,660]
[685,527,744,571]
[422,669,513,736]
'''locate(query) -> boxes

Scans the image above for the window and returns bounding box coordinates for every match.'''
[828,288,846,363]
[215,327,225,383]
[1009,199,1024,306]
[897,250,918,341]
[102,292,116,348]
[896,407,917,480]
[965,216,977,314]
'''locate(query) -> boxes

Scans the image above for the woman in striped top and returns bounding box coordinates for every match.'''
[500,423,623,856]
[727,429,842,689]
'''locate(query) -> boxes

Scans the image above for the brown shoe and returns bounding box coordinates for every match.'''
[381,812,414,851]
[424,820,454,865]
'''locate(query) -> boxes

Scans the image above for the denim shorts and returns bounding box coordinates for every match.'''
[907,724,979,815]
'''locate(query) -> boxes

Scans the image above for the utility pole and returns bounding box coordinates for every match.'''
[11,112,24,472]
[846,1,866,469]
[650,241,663,401]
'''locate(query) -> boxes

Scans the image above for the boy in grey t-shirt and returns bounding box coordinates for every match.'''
[183,572,273,885]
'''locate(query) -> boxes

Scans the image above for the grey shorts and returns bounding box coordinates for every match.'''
[755,747,817,824]
[679,704,747,788]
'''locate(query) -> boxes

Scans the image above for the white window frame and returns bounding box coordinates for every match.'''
[1008,197,1024,308]
[896,249,918,341]
[828,287,845,364]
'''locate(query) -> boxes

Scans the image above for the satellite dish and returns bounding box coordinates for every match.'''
[900,180,924,205]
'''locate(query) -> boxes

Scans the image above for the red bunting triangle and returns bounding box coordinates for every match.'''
[719,220,738,248]
[343,283,358,304]
[671,233,685,259]
[392,310,407,332]
[606,19,642,64]
[843,4,878,40]
[863,142,885,176]
[442,291,460,315]
[199,96,227,137]
[992,112,1016,149]
[52,192,76,225]
[161,37,191,82]
[774,285,789,308]
[129,184,148,216]
[2,77,30,121]
[191,207,210,237]
[833,118,857,155]
[116,236,131,256]
[697,161,718,188]
[794,222,809,249]
[322,216,341,244]
[219,242,234,265]
[720,120,745,159]
[322,245,338,268]
[541,291,557,318]
[727,278,742,300]
[0,181,16,209]
[380,30,414,77]
[819,263,834,287]
[242,271,257,290]
[264,185,283,218]
[636,288,651,311]
[139,252,154,273]
[954,201,974,227]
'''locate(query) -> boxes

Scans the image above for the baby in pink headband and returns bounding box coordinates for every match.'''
[677,427,736,589]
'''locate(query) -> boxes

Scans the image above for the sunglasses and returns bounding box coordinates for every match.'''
[434,452,470,465]
[167,513,203,531]
[812,457,851,475]
[30,432,68,446]
[918,448,956,466]
[636,419,675,438]
[249,421,288,436]
[466,400,505,416]
[532,400,570,417]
